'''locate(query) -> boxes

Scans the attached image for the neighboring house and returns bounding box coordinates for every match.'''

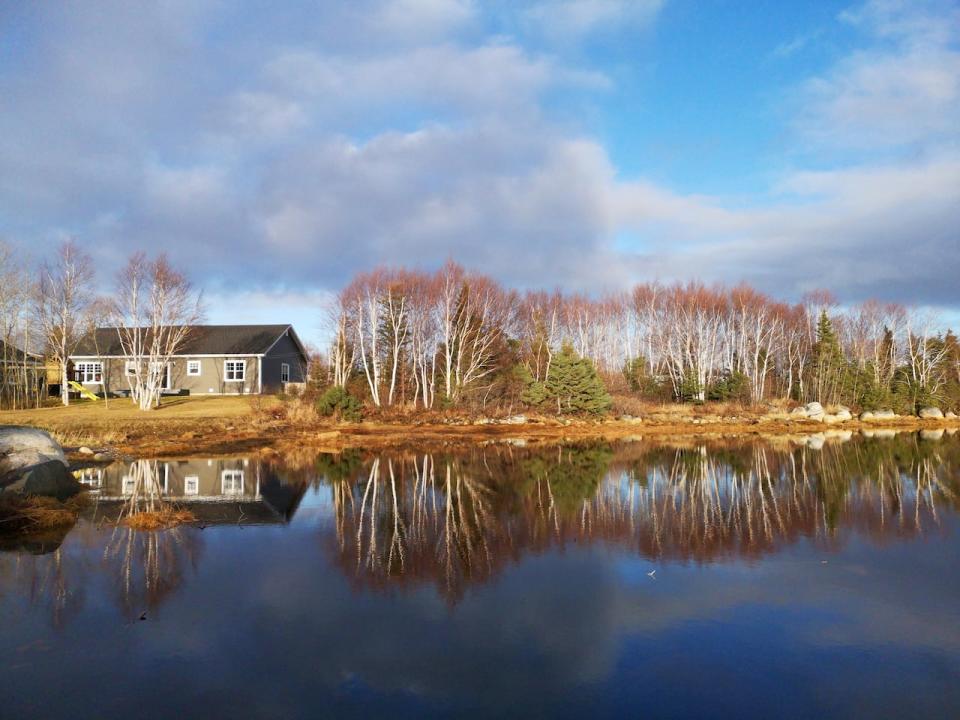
[70,324,309,396]
[0,339,46,393]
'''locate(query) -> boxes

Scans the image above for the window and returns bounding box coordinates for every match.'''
[149,362,171,390]
[184,475,199,496]
[187,360,201,376]
[76,362,103,384]
[125,361,137,376]
[281,363,290,383]
[224,359,245,382]
[221,470,244,495]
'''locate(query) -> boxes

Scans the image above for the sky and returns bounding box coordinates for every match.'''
[1,0,958,346]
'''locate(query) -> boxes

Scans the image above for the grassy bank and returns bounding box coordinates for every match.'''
[2,395,960,458]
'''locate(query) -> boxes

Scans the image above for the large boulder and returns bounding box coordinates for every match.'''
[874,409,897,419]
[0,426,67,482]
[859,411,876,421]
[918,407,944,419]
[2,460,83,501]
[804,402,825,422]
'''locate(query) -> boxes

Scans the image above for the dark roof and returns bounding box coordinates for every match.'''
[0,340,43,365]
[74,325,303,357]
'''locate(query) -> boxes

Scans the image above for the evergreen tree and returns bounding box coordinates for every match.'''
[811,310,847,404]
[543,344,611,414]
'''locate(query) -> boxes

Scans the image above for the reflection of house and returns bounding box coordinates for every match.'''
[69,324,308,396]
[81,458,307,524]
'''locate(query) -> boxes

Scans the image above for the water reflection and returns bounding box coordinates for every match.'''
[2,434,959,619]
[323,434,960,601]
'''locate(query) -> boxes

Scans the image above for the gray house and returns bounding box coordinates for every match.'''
[70,324,309,396]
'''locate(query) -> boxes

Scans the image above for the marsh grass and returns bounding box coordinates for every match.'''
[0,493,85,533]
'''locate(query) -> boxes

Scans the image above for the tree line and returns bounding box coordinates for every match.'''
[322,261,960,415]
[0,239,202,410]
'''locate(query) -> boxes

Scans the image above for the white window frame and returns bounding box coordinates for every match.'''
[187,360,201,376]
[75,361,103,384]
[280,363,290,383]
[184,475,199,496]
[221,469,244,495]
[149,361,172,391]
[125,360,137,377]
[224,359,245,382]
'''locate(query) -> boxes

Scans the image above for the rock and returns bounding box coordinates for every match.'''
[78,446,95,455]
[805,434,825,450]
[946,411,958,419]
[874,409,897,419]
[859,411,876,421]
[918,406,943,419]
[803,402,825,422]
[2,460,83,501]
[790,406,809,417]
[93,452,111,462]
[833,406,852,421]
[501,415,528,425]
[0,426,68,482]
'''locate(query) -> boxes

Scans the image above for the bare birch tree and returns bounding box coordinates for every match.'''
[110,253,203,410]
[35,240,95,406]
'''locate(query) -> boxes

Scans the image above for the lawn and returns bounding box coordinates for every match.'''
[0,395,262,426]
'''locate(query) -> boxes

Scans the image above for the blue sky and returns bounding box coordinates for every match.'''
[1,0,958,345]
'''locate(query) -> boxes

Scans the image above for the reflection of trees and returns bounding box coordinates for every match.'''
[102,524,201,618]
[324,434,960,602]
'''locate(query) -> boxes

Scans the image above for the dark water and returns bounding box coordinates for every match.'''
[2,431,960,719]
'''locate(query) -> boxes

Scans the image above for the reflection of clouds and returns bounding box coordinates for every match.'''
[1,436,959,717]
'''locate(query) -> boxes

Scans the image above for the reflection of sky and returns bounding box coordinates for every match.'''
[1,476,959,717]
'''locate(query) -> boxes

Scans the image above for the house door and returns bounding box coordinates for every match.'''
[162,364,171,391]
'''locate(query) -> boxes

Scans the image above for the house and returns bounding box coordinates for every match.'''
[0,339,46,400]
[70,324,309,396]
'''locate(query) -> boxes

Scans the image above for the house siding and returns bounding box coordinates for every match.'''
[261,330,307,391]
[78,356,262,395]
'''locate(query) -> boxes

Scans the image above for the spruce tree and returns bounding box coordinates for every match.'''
[543,344,611,414]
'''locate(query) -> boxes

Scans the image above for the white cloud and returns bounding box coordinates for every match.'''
[523,0,664,40]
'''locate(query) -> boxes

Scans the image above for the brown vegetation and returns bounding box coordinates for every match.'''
[0,493,85,534]
[122,507,196,531]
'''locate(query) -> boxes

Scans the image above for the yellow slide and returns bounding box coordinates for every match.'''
[68,380,100,401]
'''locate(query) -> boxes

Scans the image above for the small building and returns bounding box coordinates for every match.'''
[0,339,47,404]
[70,324,309,396]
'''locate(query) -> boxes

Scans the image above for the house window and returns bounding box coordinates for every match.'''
[125,361,137,376]
[224,359,245,382]
[76,362,103,384]
[187,360,201,376]
[221,470,244,495]
[281,363,290,383]
[184,475,199,496]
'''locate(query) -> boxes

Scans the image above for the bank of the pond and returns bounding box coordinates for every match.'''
[2,395,959,459]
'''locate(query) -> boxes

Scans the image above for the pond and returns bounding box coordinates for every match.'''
[2,431,959,718]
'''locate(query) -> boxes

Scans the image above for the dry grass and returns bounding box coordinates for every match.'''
[122,506,196,530]
[0,493,85,534]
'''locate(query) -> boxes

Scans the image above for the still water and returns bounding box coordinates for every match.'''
[2,432,959,718]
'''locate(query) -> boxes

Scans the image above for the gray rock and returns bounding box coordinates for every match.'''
[946,411,957,419]
[3,460,83,501]
[859,411,876,421]
[918,406,944,419]
[78,446,95,455]
[790,406,809,417]
[501,415,528,425]
[874,409,897,419]
[0,426,68,481]
[93,452,110,462]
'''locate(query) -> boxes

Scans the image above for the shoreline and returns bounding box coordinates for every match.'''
[55,415,960,459]
[4,398,958,460]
